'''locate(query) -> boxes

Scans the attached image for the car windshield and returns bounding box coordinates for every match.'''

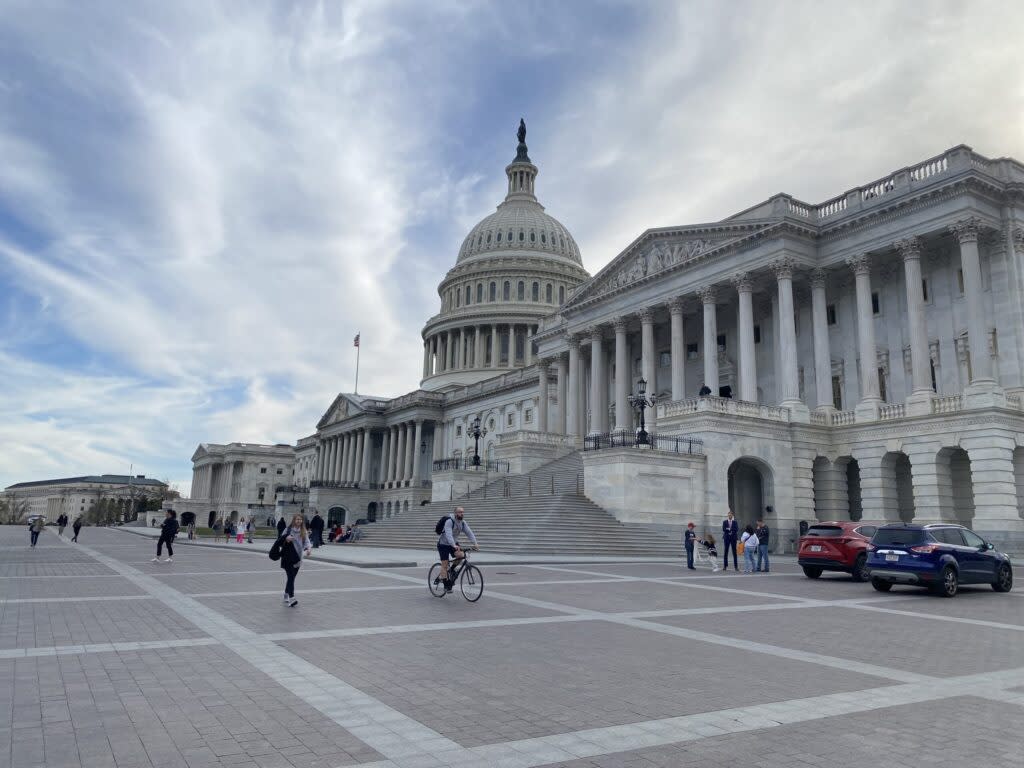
[805,526,844,536]
[872,528,927,546]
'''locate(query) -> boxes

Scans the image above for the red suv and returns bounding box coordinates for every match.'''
[798,521,881,581]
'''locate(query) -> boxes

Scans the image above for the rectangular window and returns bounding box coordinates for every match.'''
[716,334,726,351]
[930,359,938,392]
[753,325,761,344]
[826,304,837,326]
[878,368,887,402]
[525,408,532,423]
[686,343,699,360]
[507,413,514,427]
[831,375,843,411]
[260,468,267,474]
[456,425,462,437]
[921,279,929,303]
[871,292,880,315]
[276,469,283,475]
[956,269,965,295]
[659,351,671,367]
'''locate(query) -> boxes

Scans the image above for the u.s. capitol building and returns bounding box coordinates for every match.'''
[178,125,1024,552]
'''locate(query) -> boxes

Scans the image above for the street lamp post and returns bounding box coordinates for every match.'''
[628,377,657,446]
[470,416,488,467]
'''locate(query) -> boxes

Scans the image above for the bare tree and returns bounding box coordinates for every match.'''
[0,495,32,524]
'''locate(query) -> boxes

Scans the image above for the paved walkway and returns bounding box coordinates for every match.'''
[1,524,1021,767]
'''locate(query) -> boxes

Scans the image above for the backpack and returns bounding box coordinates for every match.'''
[268,535,285,561]
[434,515,452,535]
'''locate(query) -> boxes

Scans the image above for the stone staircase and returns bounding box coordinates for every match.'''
[349,453,683,556]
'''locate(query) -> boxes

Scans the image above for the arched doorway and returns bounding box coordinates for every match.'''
[727,458,773,530]
[937,447,974,525]
[880,452,915,523]
[367,502,378,522]
[207,511,217,528]
[327,506,347,526]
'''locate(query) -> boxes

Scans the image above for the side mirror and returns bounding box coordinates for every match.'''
[985,542,995,551]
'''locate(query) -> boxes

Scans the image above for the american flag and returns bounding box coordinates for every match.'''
[353,333,360,348]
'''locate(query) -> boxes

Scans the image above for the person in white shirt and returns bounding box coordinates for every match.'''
[740,525,758,573]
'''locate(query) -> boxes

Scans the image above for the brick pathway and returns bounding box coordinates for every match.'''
[1,525,1021,767]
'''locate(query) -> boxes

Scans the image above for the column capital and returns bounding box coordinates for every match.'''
[567,333,581,350]
[895,236,923,261]
[845,252,872,276]
[809,268,828,289]
[949,216,983,244]
[1011,227,1024,252]
[612,317,629,333]
[730,271,753,293]
[638,307,655,324]
[668,296,686,315]
[770,255,796,280]
[697,285,717,305]
[588,325,605,341]
[537,356,554,367]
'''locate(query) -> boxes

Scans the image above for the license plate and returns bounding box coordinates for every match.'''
[885,554,899,562]
[810,545,822,552]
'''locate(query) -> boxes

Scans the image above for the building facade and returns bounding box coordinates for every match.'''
[3,475,168,522]
[185,132,1024,551]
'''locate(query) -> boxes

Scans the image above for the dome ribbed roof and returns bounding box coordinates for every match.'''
[457,200,582,265]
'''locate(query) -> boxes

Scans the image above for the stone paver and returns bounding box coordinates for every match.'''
[2,525,1022,767]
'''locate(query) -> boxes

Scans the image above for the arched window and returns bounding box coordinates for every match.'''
[545,283,552,303]
[517,281,525,301]
[486,232,492,244]
[531,282,539,301]
[559,285,565,304]
[519,230,525,242]
[497,231,502,242]
[541,233,546,244]
[465,285,471,305]
[559,237,565,249]
[507,230,513,242]
[455,289,461,308]
[477,283,483,303]
[503,281,511,301]
[489,282,496,301]
[530,231,536,243]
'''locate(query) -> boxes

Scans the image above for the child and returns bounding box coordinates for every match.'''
[697,533,720,572]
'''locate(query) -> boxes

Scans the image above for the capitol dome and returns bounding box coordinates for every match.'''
[420,120,590,391]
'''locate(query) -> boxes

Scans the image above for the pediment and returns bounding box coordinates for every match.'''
[316,393,361,429]
[566,226,766,308]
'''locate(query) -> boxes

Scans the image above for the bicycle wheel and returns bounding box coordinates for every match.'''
[460,564,484,602]
[428,563,447,597]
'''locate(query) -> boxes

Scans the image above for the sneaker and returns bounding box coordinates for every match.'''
[288,598,298,607]
[282,595,290,604]
[164,558,173,562]
[151,557,160,562]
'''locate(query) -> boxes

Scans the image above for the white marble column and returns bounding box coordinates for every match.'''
[809,269,834,411]
[847,253,882,417]
[896,237,935,413]
[733,272,757,403]
[340,434,351,483]
[315,444,324,481]
[556,354,568,434]
[640,307,657,431]
[772,257,805,418]
[950,218,995,386]
[353,431,364,483]
[407,424,417,481]
[613,318,629,433]
[411,420,424,482]
[669,298,685,400]
[537,359,550,432]
[396,423,407,484]
[328,438,339,482]
[491,324,500,368]
[422,341,429,378]
[699,286,719,394]
[525,326,534,366]
[474,326,483,369]
[388,425,400,483]
[360,430,371,484]
[567,335,580,438]
[589,328,605,434]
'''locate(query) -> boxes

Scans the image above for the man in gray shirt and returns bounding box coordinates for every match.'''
[436,506,479,592]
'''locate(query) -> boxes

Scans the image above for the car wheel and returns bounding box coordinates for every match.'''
[936,565,958,597]
[802,566,822,579]
[851,554,869,583]
[871,578,892,592]
[992,563,1013,593]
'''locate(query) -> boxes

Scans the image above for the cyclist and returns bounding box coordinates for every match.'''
[435,506,478,592]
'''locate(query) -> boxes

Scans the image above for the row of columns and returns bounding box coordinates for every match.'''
[315,429,372,485]
[377,420,424,487]
[424,323,538,377]
[538,217,993,434]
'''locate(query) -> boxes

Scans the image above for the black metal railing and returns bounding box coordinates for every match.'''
[455,471,583,500]
[583,432,704,454]
[432,458,511,473]
[309,480,362,489]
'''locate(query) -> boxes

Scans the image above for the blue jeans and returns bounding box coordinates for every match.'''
[757,544,770,571]
[743,545,757,572]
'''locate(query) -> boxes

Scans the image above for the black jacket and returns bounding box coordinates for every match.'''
[722,518,739,541]
[161,518,179,538]
[276,518,287,535]
[310,515,324,532]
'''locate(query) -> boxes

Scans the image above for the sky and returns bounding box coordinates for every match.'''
[1,0,1023,494]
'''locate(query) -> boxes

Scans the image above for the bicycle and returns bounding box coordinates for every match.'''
[428,549,484,601]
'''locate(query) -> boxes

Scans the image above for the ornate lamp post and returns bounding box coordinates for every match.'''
[628,377,656,446]
[471,416,488,467]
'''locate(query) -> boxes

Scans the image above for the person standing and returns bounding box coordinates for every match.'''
[740,524,758,573]
[279,513,311,607]
[683,522,696,570]
[246,517,255,544]
[722,510,739,571]
[225,521,234,543]
[309,511,324,548]
[187,520,196,540]
[235,520,245,544]
[755,517,770,573]
[29,517,44,547]
[276,516,287,537]
[57,513,68,537]
[71,516,82,542]
[152,510,179,562]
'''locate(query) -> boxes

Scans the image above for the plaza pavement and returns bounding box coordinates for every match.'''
[1,525,1021,768]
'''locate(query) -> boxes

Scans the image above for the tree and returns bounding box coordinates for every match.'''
[0,495,31,524]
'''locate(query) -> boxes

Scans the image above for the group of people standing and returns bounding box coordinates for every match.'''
[683,510,771,573]
[28,514,83,546]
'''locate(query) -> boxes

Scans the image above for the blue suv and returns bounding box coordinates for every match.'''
[866,524,1013,597]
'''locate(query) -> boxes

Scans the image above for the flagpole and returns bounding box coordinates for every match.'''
[354,334,360,394]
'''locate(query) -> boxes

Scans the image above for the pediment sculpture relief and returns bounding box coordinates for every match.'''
[602,238,715,292]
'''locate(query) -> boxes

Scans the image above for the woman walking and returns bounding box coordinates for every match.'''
[29,517,44,547]
[279,513,311,608]
[152,510,179,563]
[71,516,82,542]
[741,524,758,574]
